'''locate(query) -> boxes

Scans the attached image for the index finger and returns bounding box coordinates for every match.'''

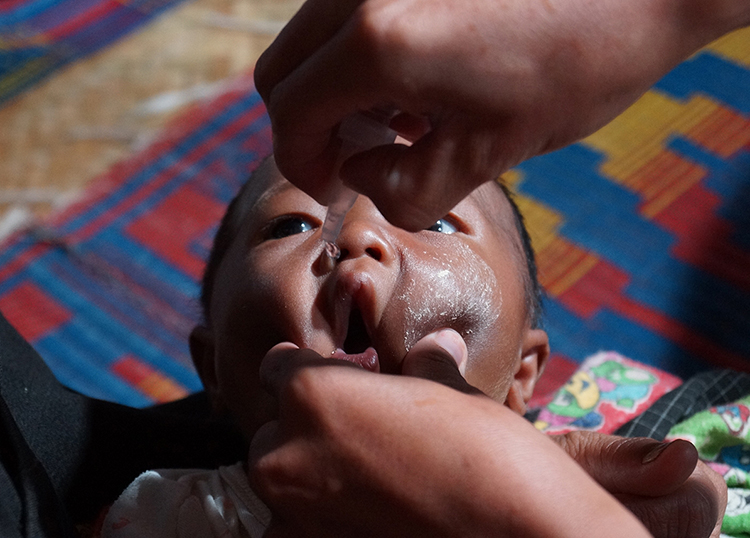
[553,432,699,496]
[258,6,402,203]
[257,0,433,204]
[254,0,364,103]
[258,342,362,399]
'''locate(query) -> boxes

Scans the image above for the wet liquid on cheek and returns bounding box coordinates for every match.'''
[397,242,501,353]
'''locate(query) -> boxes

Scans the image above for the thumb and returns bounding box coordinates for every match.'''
[342,118,515,231]
[400,329,482,395]
[553,432,699,497]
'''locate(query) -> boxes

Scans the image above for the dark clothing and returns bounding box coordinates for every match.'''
[0,312,245,538]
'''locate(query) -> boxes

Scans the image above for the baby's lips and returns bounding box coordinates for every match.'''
[331,347,380,372]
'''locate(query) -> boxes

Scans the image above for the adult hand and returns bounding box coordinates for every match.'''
[555,432,727,538]
[248,332,650,538]
[255,0,749,230]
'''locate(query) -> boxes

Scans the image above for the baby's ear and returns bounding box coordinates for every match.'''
[505,329,549,415]
[189,325,227,414]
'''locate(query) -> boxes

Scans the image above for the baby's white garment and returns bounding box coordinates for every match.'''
[101,462,270,538]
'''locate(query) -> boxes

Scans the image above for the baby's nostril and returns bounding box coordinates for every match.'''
[365,247,382,261]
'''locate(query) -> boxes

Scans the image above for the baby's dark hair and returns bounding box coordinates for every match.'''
[200,163,543,329]
[200,175,257,327]
[496,182,544,329]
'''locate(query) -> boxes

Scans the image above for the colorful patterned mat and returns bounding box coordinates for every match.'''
[0,73,270,406]
[515,28,750,389]
[1,31,750,408]
[0,0,187,106]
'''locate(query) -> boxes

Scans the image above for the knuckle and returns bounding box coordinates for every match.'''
[251,444,324,508]
[282,366,351,433]
[454,127,515,183]
[605,435,641,462]
[377,172,456,230]
[556,431,589,462]
[633,481,719,538]
[629,502,672,538]
[286,367,328,408]
[250,451,289,500]
[680,479,721,538]
[344,3,423,99]
[375,193,435,231]
[253,52,272,100]
[348,4,404,62]
[556,431,628,474]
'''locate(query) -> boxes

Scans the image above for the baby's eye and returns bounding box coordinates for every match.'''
[265,216,315,240]
[426,217,458,235]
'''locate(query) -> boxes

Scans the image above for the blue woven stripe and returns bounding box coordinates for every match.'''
[59,92,266,235]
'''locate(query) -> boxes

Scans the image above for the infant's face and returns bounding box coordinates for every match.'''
[203,161,535,438]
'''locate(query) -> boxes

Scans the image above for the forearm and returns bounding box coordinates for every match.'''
[430,402,652,538]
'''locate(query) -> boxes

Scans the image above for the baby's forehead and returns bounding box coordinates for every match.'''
[465,181,520,241]
[229,158,288,231]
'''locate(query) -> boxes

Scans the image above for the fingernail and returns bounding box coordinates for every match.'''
[642,441,671,464]
[433,329,467,376]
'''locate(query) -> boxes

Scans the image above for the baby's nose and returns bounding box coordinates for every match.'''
[335,202,395,264]
[337,227,391,262]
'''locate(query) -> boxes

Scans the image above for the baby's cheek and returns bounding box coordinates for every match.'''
[251,263,319,346]
[396,242,501,353]
[465,349,517,401]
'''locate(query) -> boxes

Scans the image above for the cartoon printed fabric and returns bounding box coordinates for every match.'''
[536,352,750,536]
[667,399,750,537]
[534,351,682,435]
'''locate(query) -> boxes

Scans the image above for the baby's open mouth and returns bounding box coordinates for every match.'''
[331,309,379,372]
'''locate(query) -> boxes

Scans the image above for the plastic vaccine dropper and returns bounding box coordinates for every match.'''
[321,110,398,260]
